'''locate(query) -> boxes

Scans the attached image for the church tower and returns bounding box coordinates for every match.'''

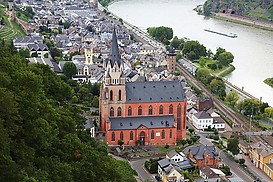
[100,27,126,131]
[103,27,126,86]
[166,49,176,73]
[84,47,93,64]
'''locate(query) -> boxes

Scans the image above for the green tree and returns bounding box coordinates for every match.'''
[50,47,63,60]
[239,158,245,165]
[63,62,77,79]
[18,49,30,58]
[218,52,234,66]
[188,128,194,134]
[196,68,212,85]
[92,96,99,108]
[221,165,232,176]
[181,139,187,146]
[182,40,207,60]
[209,78,226,99]
[227,138,239,155]
[264,107,273,118]
[147,26,173,42]
[176,52,182,61]
[213,47,225,60]
[225,90,239,107]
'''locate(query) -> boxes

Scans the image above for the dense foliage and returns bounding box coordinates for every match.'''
[0,43,136,181]
[203,0,273,21]
[182,40,207,60]
[147,26,173,44]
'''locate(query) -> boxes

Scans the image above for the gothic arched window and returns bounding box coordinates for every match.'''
[117,107,121,116]
[128,106,132,116]
[110,90,113,101]
[120,131,124,141]
[151,130,154,139]
[130,131,133,140]
[110,107,114,117]
[159,105,163,114]
[111,132,115,141]
[162,130,165,139]
[169,104,173,114]
[118,90,122,101]
[148,105,153,115]
[138,106,142,115]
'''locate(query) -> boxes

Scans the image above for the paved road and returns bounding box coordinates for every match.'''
[130,158,156,182]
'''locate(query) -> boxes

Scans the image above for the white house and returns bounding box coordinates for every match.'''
[212,117,226,131]
[157,158,184,182]
[166,150,185,163]
[192,111,213,130]
[85,118,95,138]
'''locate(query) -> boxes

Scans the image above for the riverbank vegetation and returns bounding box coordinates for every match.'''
[0,43,137,181]
[264,78,273,88]
[147,26,173,45]
[203,0,273,22]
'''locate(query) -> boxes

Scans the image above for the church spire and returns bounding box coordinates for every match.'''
[109,27,122,68]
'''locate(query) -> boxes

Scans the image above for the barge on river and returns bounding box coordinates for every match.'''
[204,29,238,38]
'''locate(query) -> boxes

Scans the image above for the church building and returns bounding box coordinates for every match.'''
[100,28,187,146]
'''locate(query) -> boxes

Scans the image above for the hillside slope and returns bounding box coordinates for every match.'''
[204,0,273,21]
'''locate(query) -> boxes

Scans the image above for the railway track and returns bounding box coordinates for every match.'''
[176,63,263,141]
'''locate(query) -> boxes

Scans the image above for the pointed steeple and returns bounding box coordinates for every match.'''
[109,27,121,67]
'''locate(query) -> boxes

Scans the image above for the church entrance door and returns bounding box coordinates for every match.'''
[139,131,145,146]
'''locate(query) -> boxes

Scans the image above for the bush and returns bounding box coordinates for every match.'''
[145,158,159,174]
[207,63,217,70]
[213,135,219,141]
[239,158,245,165]
[164,144,170,149]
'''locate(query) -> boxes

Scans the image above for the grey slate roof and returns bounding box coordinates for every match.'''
[105,27,122,68]
[125,81,186,103]
[85,118,94,129]
[184,144,218,160]
[14,36,43,44]
[193,111,212,119]
[27,43,49,51]
[107,115,175,130]
[166,150,181,159]
[177,159,193,170]
[158,158,179,169]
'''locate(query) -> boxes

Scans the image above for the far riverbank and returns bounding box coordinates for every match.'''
[212,13,273,32]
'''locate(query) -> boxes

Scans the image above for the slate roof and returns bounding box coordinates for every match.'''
[193,111,212,119]
[85,118,94,129]
[166,150,181,159]
[184,144,218,160]
[14,36,43,44]
[125,81,186,103]
[177,159,193,170]
[28,43,49,51]
[158,158,179,169]
[107,115,175,130]
[212,117,225,124]
[105,27,122,68]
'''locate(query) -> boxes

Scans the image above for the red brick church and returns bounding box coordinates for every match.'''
[100,28,187,146]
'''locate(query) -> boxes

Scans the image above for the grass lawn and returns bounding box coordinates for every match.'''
[259,121,272,129]
[194,58,234,77]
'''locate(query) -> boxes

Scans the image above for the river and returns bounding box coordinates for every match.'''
[109,0,273,106]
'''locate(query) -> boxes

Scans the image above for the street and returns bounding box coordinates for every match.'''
[130,158,156,182]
